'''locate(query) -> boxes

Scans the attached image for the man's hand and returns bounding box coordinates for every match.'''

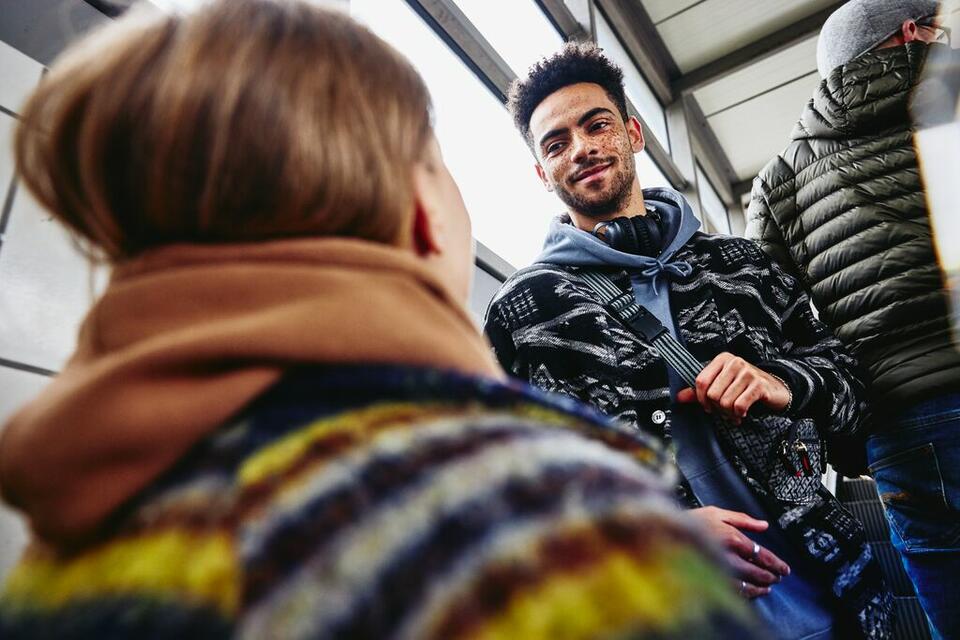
[689,506,791,599]
[676,352,790,424]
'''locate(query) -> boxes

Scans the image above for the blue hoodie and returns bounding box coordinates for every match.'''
[536,188,836,639]
[535,187,697,342]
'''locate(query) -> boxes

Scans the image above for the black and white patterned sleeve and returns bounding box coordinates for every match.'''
[756,256,869,435]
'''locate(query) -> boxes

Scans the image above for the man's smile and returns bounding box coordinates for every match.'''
[571,160,613,184]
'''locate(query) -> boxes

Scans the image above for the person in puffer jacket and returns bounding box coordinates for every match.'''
[747,1,960,636]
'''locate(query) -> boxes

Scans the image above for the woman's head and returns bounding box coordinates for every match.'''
[16,0,471,285]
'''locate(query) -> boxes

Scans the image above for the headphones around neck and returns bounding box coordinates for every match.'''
[592,208,664,257]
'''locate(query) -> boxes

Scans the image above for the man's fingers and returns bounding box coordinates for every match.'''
[720,509,769,533]
[733,381,764,418]
[729,533,791,577]
[735,579,772,600]
[727,553,779,587]
[705,359,740,408]
[694,354,728,408]
[676,387,696,404]
[718,371,751,417]
[754,545,791,577]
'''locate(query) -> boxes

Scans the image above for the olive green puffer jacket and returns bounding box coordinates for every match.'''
[747,42,960,419]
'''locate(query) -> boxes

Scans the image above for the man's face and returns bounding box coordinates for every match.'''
[529,82,644,220]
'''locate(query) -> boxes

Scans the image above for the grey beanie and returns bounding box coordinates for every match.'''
[817,0,940,76]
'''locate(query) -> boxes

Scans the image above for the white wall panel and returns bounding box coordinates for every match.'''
[0,189,104,371]
[0,112,16,199]
[0,366,50,582]
[469,265,504,326]
[0,40,44,114]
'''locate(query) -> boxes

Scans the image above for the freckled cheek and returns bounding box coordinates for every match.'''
[545,159,569,185]
[595,131,625,153]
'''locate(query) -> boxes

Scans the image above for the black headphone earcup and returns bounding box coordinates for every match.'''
[633,215,662,257]
[603,218,639,254]
[594,214,663,257]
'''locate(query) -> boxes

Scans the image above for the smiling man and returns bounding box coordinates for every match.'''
[484,43,892,639]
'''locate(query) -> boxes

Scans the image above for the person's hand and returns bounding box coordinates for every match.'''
[676,352,790,424]
[689,506,791,599]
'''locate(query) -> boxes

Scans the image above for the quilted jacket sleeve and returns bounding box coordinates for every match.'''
[746,176,804,283]
[756,254,869,436]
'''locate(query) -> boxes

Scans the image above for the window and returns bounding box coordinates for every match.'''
[352,0,560,270]
[594,10,670,152]
[696,163,730,234]
[453,0,563,77]
[637,152,671,190]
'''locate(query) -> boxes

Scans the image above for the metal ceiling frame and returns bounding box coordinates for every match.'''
[671,1,845,95]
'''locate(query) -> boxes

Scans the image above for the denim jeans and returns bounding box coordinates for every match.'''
[867,393,960,640]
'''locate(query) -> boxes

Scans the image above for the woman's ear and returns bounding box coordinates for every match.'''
[411,200,440,257]
[410,160,443,257]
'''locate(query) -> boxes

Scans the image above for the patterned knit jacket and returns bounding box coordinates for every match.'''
[484,232,892,638]
[0,365,763,640]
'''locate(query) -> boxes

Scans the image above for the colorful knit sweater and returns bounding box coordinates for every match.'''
[0,365,761,639]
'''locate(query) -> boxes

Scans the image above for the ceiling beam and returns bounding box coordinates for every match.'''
[732,178,756,199]
[684,96,739,206]
[672,1,844,95]
[535,0,589,41]
[407,0,515,102]
[593,0,678,105]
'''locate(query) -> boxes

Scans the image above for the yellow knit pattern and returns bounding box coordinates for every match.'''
[463,545,748,640]
[4,530,239,615]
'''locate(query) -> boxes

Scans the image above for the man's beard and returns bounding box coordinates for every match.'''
[555,154,635,219]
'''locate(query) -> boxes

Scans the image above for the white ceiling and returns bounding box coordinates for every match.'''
[693,35,818,116]
[707,73,820,180]
[641,0,833,181]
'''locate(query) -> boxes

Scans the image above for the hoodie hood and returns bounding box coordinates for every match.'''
[0,238,501,544]
[536,187,700,277]
[793,42,931,140]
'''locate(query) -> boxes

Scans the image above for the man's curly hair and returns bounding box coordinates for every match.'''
[508,41,628,151]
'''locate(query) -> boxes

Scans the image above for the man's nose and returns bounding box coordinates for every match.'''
[570,132,598,164]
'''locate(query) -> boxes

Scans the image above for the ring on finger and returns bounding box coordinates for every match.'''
[750,542,760,563]
[739,580,747,596]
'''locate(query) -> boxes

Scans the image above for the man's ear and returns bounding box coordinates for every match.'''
[627,116,645,153]
[901,19,920,42]
[535,163,554,192]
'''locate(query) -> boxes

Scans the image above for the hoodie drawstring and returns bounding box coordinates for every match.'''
[641,258,693,294]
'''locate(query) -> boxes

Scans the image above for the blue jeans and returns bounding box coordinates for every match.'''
[867,393,960,640]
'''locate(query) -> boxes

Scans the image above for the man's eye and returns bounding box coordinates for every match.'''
[590,121,609,132]
[546,141,565,155]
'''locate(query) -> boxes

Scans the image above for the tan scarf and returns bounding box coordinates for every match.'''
[0,238,502,544]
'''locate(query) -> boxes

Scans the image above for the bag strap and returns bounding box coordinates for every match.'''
[577,270,703,388]
[579,270,817,477]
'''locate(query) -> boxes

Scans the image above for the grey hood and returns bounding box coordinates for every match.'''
[535,187,700,288]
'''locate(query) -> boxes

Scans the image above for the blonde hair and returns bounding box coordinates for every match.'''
[15,0,432,260]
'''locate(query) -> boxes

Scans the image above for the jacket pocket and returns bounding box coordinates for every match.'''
[869,443,960,552]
